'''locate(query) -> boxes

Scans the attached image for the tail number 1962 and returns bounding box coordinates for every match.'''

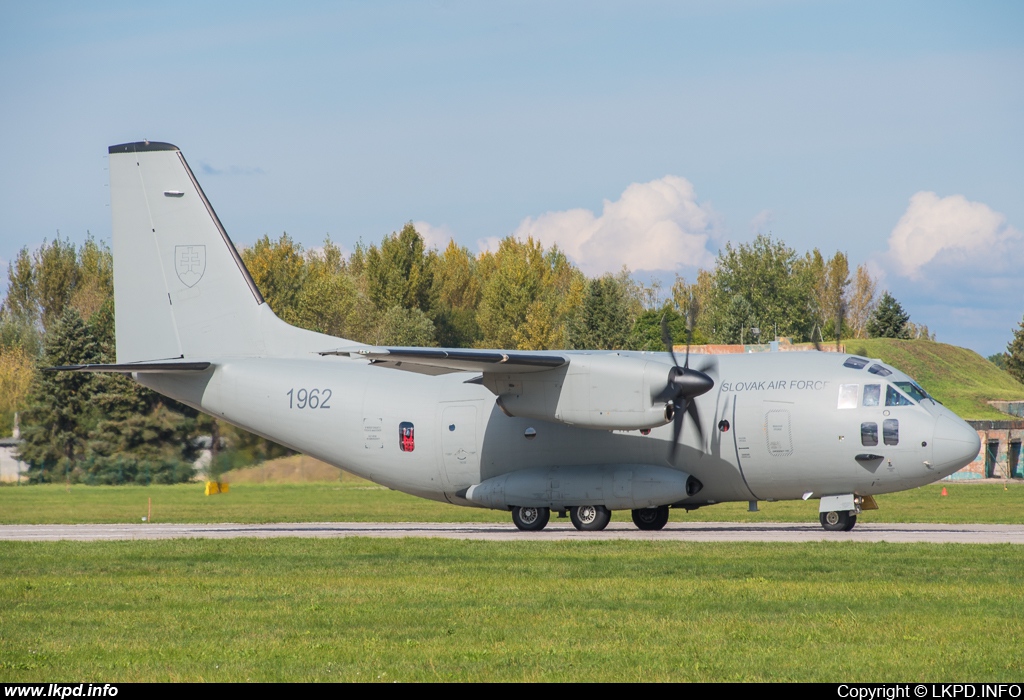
[287,388,332,409]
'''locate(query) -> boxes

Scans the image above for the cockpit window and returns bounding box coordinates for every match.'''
[894,381,929,402]
[863,384,881,407]
[843,357,870,370]
[868,364,893,377]
[885,384,914,406]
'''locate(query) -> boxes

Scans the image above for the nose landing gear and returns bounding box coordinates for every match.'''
[819,510,857,531]
[818,494,865,532]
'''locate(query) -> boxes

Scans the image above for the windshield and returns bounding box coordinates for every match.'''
[894,381,929,402]
[886,384,914,407]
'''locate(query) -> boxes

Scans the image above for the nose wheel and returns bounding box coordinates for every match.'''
[570,505,611,531]
[512,506,550,531]
[820,510,857,531]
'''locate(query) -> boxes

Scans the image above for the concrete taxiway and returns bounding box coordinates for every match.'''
[1,521,1023,543]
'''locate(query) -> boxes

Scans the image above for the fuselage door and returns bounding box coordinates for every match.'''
[733,399,798,500]
[440,403,482,492]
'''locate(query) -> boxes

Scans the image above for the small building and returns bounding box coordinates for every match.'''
[0,437,27,483]
[953,420,1024,481]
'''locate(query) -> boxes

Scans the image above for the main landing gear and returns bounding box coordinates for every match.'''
[511,505,673,531]
[631,505,670,531]
[569,505,612,531]
[509,505,614,531]
[511,506,550,531]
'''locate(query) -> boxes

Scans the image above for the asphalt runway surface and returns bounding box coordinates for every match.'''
[2,521,1024,543]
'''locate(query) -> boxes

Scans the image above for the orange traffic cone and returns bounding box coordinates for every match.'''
[941,487,948,496]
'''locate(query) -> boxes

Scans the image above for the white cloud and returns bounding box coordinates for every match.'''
[512,176,718,276]
[412,221,456,251]
[476,236,501,254]
[750,209,775,236]
[885,191,1020,279]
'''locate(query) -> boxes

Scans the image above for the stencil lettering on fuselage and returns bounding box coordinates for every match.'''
[440,403,481,491]
[764,407,794,457]
[363,417,383,449]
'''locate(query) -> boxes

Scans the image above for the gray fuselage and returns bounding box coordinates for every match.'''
[139,349,979,511]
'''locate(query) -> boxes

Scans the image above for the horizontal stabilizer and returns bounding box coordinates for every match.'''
[321,346,567,375]
[46,362,212,373]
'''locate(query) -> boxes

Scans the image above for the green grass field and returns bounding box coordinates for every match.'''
[2,480,1023,525]
[3,480,1023,682]
[844,338,1024,420]
[2,538,1022,682]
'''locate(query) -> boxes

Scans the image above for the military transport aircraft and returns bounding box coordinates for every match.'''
[56,141,982,532]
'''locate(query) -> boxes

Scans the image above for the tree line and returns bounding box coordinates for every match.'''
[0,226,936,483]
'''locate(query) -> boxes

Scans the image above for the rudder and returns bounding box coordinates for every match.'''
[109,141,341,363]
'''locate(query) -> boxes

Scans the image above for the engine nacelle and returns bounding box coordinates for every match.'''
[483,353,674,431]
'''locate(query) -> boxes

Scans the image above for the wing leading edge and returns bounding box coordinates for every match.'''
[321,347,567,376]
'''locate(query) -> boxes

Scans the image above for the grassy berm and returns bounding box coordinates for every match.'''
[2,538,1023,682]
[844,338,1024,420]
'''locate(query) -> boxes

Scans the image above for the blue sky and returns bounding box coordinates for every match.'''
[1,1,1021,355]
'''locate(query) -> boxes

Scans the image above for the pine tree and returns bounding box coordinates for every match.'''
[85,375,199,485]
[18,308,101,482]
[83,297,199,484]
[866,291,911,339]
[1005,315,1024,385]
[568,275,633,350]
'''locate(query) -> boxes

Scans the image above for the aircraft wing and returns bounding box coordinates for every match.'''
[321,347,567,376]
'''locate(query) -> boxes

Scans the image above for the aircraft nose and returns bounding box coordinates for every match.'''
[931,414,981,476]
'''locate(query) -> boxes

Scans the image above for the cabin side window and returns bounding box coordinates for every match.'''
[399,421,415,452]
[883,418,899,446]
[837,384,859,409]
[861,422,878,447]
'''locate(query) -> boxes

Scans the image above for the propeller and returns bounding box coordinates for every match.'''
[812,301,847,352]
[835,300,846,352]
[660,312,715,461]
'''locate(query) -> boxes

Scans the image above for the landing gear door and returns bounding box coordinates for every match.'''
[440,402,482,494]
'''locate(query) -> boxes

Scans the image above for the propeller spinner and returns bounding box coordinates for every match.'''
[660,314,716,460]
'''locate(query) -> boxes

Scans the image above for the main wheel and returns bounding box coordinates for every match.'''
[632,505,670,531]
[570,505,611,531]
[511,506,550,531]
[820,511,857,532]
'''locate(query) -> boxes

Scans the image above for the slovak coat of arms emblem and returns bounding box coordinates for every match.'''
[175,245,206,288]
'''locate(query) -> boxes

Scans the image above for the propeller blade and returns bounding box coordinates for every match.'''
[696,355,718,378]
[836,301,846,352]
[686,399,704,445]
[684,303,693,370]
[660,315,679,367]
[669,398,685,461]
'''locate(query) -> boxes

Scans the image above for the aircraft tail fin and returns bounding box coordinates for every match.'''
[108,141,342,363]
